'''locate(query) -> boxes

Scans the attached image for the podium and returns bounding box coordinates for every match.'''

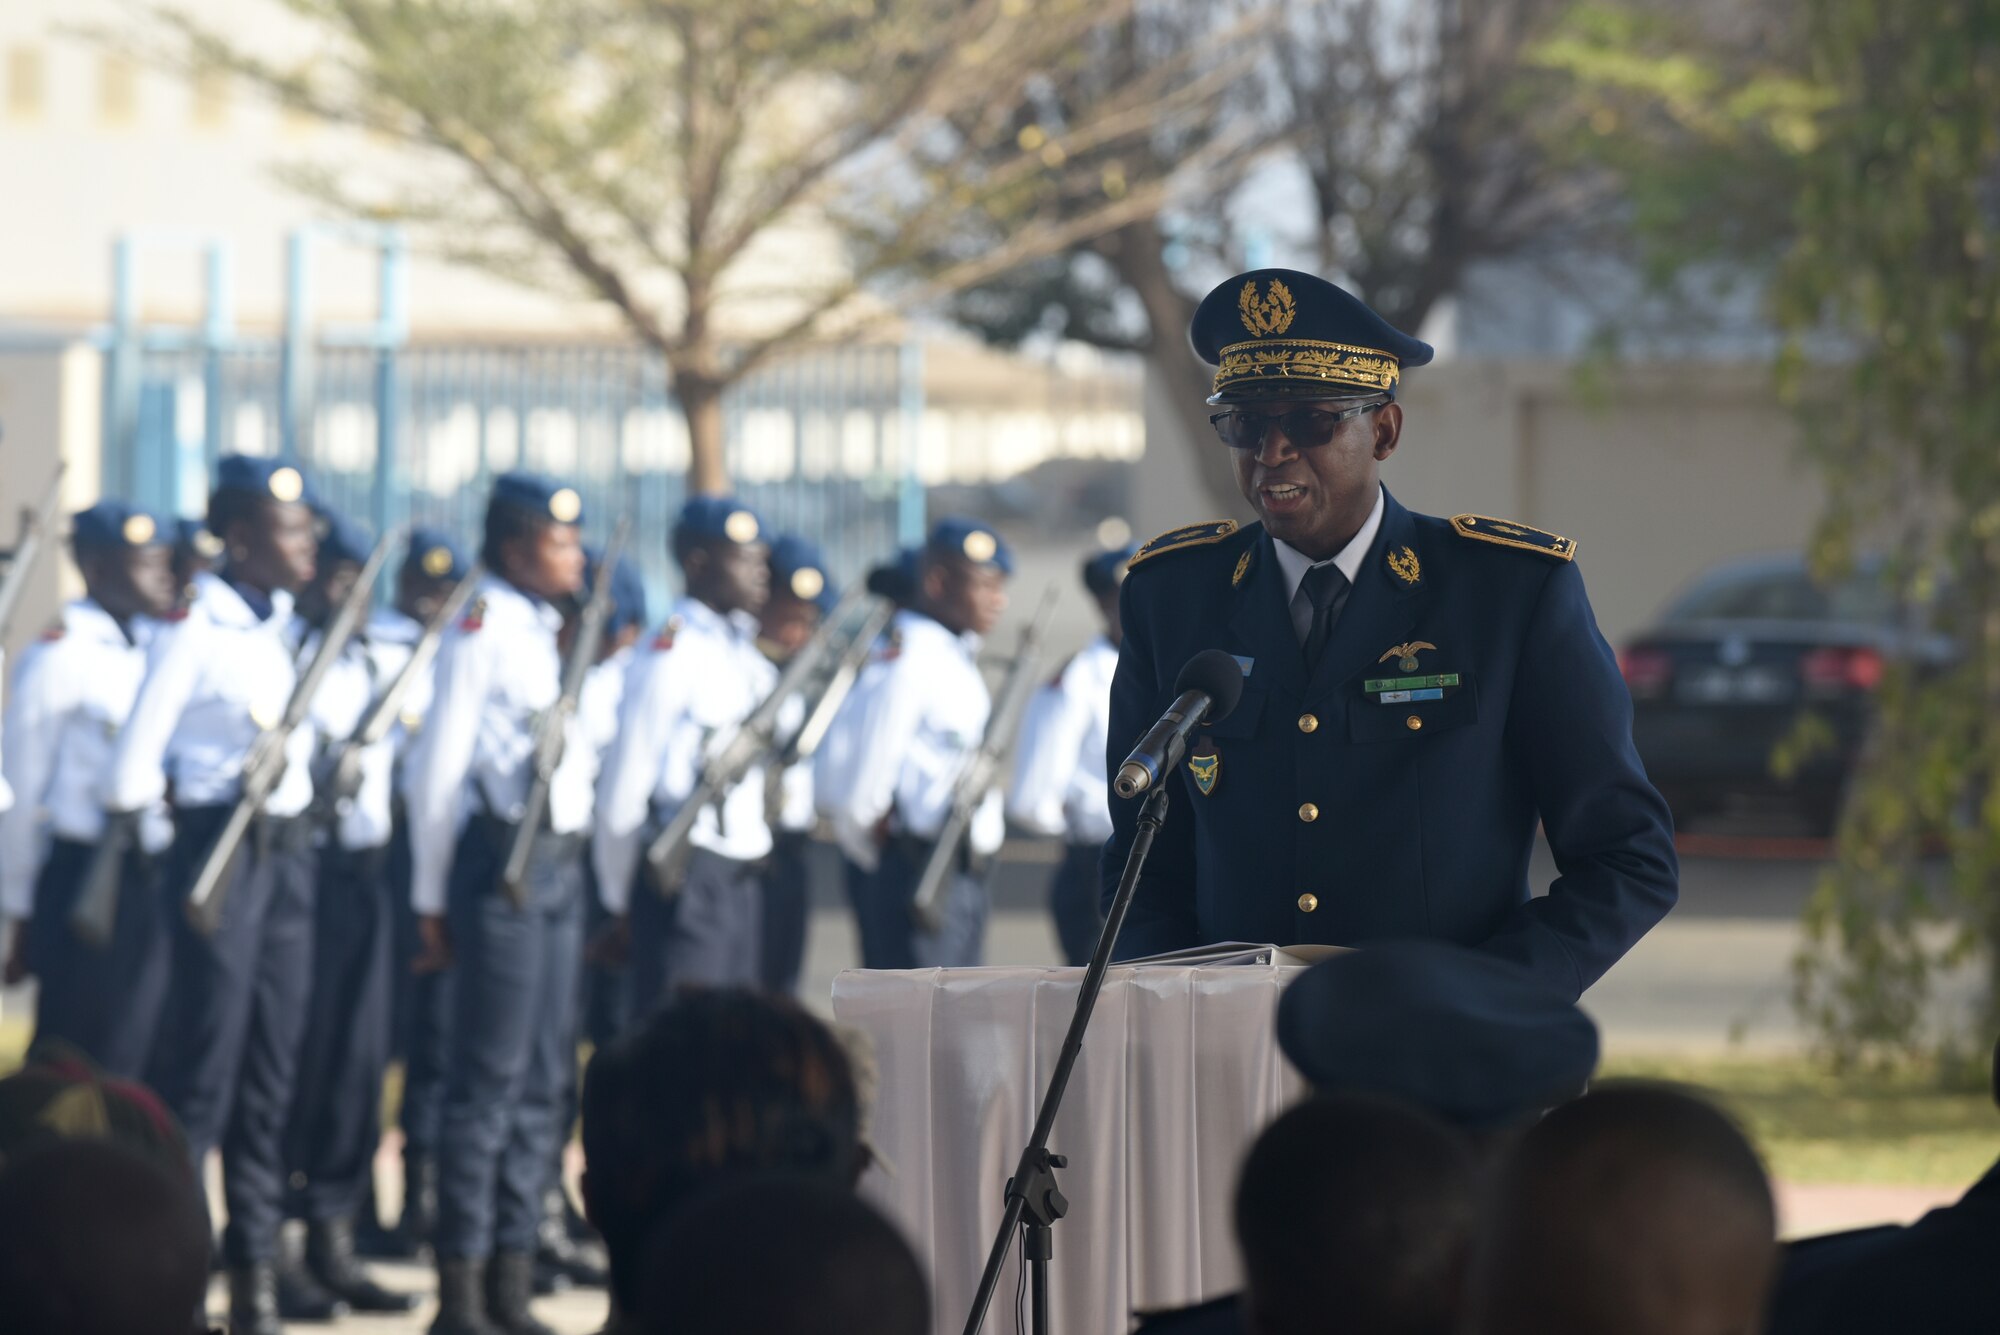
[832,952,1312,1335]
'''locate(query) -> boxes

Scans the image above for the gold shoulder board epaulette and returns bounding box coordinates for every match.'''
[1450,514,1577,562]
[1128,519,1240,568]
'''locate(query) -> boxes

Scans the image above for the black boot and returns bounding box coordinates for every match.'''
[534,1185,608,1292]
[485,1251,558,1335]
[275,1249,349,1323]
[307,1214,422,1312]
[429,1257,503,1335]
[227,1264,285,1335]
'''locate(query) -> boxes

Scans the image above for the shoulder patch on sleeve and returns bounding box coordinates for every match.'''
[1450,514,1577,562]
[652,616,682,652]
[38,621,65,642]
[1128,519,1240,569]
[458,597,487,632]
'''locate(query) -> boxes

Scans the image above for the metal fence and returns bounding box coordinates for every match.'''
[98,228,924,607]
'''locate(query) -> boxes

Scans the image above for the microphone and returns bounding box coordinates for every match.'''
[1113,649,1246,799]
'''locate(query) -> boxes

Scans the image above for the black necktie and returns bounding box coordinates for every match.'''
[1300,563,1351,671]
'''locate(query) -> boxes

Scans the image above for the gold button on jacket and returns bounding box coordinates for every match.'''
[1297,713,1318,733]
[1297,893,1319,913]
[1298,802,1319,823]
[1405,715,1423,731]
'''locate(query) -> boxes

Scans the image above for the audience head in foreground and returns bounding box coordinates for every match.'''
[1472,1082,1778,1335]
[1278,940,1600,1134]
[635,1175,928,1335]
[0,1136,210,1335]
[1235,1095,1479,1335]
[580,988,865,1316]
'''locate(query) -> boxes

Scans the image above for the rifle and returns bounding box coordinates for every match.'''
[644,584,873,895]
[780,596,896,775]
[0,462,67,644]
[317,563,485,812]
[499,517,629,908]
[910,584,1059,931]
[182,527,400,937]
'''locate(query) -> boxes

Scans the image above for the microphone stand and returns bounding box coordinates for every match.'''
[961,786,1171,1335]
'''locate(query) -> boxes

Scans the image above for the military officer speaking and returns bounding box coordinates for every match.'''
[1104,269,1677,998]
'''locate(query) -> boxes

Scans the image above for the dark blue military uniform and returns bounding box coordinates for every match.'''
[1104,496,1677,996]
[1103,268,1675,997]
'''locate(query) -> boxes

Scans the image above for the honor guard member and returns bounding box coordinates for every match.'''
[595,497,774,1016]
[367,524,471,1262]
[105,456,324,1335]
[0,502,178,1076]
[404,470,591,1335]
[280,510,421,1315]
[832,518,1012,969]
[1103,270,1677,995]
[1006,545,1131,965]
[754,534,837,994]
[172,517,224,607]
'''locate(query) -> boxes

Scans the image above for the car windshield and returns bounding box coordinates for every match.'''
[1664,568,1901,626]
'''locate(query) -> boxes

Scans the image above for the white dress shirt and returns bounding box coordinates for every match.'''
[0,601,169,916]
[1271,484,1385,641]
[402,575,596,915]
[593,599,777,911]
[829,609,1004,872]
[1006,633,1119,846]
[106,571,315,819]
[302,627,398,853]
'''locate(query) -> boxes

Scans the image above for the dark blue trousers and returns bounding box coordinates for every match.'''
[284,841,396,1222]
[628,847,761,1027]
[147,805,317,1265]
[757,831,812,994]
[580,867,630,1050]
[394,816,455,1164]
[1050,842,1106,967]
[435,817,583,1261]
[27,837,172,1079]
[850,838,987,970]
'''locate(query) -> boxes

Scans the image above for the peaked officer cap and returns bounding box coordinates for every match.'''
[215,455,313,506]
[404,526,469,582]
[925,517,1014,575]
[313,507,375,567]
[675,496,766,548]
[72,500,170,552]
[490,471,585,526]
[1081,545,1135,598]
[770,533,839,612]
[1191,268,1434,404]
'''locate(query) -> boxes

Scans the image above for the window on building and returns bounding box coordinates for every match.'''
[6,46,46,122]
[99,53,139,126]
[191,66,229,128]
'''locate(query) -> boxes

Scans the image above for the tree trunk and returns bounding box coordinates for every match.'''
[677,367,729,496]
[1102,221,1251,520]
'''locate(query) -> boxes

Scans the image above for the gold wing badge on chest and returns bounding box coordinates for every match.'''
[1187,742,1220,796]
[1379,641,1437,673]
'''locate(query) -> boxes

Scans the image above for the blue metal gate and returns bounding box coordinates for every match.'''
[100,228,924,604]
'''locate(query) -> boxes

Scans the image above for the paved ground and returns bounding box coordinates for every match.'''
[28,834,1987,1330]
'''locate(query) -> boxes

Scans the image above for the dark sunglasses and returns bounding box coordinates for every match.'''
[1208,400,1386,451]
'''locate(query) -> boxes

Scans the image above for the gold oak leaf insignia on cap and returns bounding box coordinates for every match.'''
[1128,519,1240,568]
[1238,279,1297,338]
[1450,514,1577,561]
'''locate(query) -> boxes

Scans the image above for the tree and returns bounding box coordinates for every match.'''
[940,0,1623,513]
[1547,0,2000,1066]
[125,0,1250,493]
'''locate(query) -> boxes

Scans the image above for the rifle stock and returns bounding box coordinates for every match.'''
[184,527,400,936]
[642,585,872,897]
[66,810,140,948]
[499,518,629,907]
[0,463,67,643]
[910,585,1059,931]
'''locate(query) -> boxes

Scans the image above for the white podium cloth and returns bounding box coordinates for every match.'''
[832,960,1309,1335]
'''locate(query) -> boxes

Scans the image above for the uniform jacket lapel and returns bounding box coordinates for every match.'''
[1226,527,1307,700]
[1306,490,1429,704]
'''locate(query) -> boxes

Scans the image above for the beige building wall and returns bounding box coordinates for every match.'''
[0,344,101,661]
[1137,360,1821,650]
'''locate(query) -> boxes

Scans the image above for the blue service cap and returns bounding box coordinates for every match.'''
[312,508,374,567]
[1276,940,1600,1132]
[925,517,1014,575]
[403,526,469,581]
[174,518,224,559]
[674,496,766,548]
[71,501,171,552]
[769,534,838,612]
[864,546,922,604]
[489,470,584,525]
[1191,268,1433,405]
[214,455,312,505]
[586,545,650,633]
[1081,545,1135,598]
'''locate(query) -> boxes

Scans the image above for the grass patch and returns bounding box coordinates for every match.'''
[1603,1053,1998,1187]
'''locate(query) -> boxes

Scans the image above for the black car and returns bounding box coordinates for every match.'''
[1621,555,1953,833]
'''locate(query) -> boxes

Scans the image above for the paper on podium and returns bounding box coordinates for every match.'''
[832,951,1314,1335]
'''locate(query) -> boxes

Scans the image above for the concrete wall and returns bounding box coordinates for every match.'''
[0,343,99,660]
[1135,359,1822,650]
